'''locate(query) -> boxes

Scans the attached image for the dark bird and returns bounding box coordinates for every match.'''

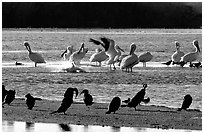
[2,90,16,106]
[142,97,150,104]
[189,62,194,68]
[161,60,172,66]
[50,87,78,115]
[178,94,193,111]
[122,98,130,104]
[15,61,23,65]
[179,61,187,67]
[2,85,8,102]
[106,97,121,114]
[25,93,42,110]
[193,62,202,68]
[121,84,147,111]
[80,89,94,108]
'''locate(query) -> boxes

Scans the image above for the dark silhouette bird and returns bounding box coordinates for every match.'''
[50,87,78,115]
[192,62,201,68]
[121,84,148,111]
[59,124,71,131]
[2,85,8,102]
[162,60,172,66]
[178,94,193,111]
[106,97,121,114]
[80,89,94,108]
[142,97,150,104]
[25,93,42,110]
[122,98,130,104]
[2,90,16,106]
[15,61,23,65]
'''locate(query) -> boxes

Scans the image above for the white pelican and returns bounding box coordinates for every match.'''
[171,41,185,65]
[180,40,201,67]
[89,48,108,66]
[89,37,121,70]
[118,54,128,66]
[24,41,46,67]
[120,43,139,72]
[113,45,125,64]
[69,43,88,65]
[138,51,153,67]
[60,45,75,60]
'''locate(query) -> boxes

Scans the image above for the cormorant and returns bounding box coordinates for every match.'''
[80,89,94,108]
[2,85,8,102]
[177,94,192,111]
[25,93,42,110]
[106,97,121,114]
[122,84,148,111]
[50,87,78,115]
[2,90,16,106]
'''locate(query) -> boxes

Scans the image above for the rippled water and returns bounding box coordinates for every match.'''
[2,120,200,132]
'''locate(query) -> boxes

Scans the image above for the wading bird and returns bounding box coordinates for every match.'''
[69,43,88,65]
[50,87,78,115]
[61,46,75,60]
[89,48,108,66]
[120,43,139,72]
[106,97,121,114]
[180,40,201,67]
[24,41,46,67]
[80,89,94,108]
[2,90,16,106]
[25,93,42,110]
[177,94,192,111]
[89,37,122,70]
[171,41,185,65]
[138,51,153,67]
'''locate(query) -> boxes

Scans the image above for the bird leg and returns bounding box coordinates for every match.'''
[35,63,37,67]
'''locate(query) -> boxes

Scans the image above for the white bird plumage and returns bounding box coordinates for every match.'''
[138,51,153,67]
[89,48,108,66]
[61,45,75,60]
[69,43,88,65]
[24,41,46,67]
[180,40,201,66]
[171,41,185,64]
[120,43,139,72]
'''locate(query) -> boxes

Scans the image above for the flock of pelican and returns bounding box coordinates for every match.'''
[23,37,201,71]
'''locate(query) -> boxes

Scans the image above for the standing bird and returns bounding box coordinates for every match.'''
[2,85,8,103]
[106,97,121,114]
[89,37,121,70]
[80,89,94,108]
[178,94,193,111]
[122,84,147,111]
[69,43,88,65]
[50,87,78,115]
[120,43,139,72]
[89,48,108,66]
[171,41,185,65]
[24,41,46,67]
[25,93,42,110]
[113,45,125,65]
[180,40,201,67]
[138,51,153,67]
[2,90,16,106]
[60,46,75,60]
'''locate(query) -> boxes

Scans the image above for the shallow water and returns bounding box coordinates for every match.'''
[2,120,200,132]
[2,61,202,110]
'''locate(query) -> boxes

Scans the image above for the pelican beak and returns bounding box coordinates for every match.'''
[118,46,125,52]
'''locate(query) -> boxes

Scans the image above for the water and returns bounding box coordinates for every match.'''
[2,120,200,132]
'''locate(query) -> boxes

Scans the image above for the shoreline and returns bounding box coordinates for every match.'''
[2,98,202,130]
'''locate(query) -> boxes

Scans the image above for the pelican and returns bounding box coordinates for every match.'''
[118,54,128,66]
[89,48,108,66]
[171,41,185,65]
[180,40,201,67]
[60,46,75,60]
[24,41,46,67]
[113,45,125,65]
[69,43,88,65]
[138,51,153,67]
[89,37,121,70]
[120,43,139,72]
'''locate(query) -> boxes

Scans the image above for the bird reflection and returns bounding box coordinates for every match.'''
[59,124,71,131]
[25,122,34,131]
[111,126,120,132]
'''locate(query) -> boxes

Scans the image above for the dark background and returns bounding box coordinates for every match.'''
[2,2,202,28]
